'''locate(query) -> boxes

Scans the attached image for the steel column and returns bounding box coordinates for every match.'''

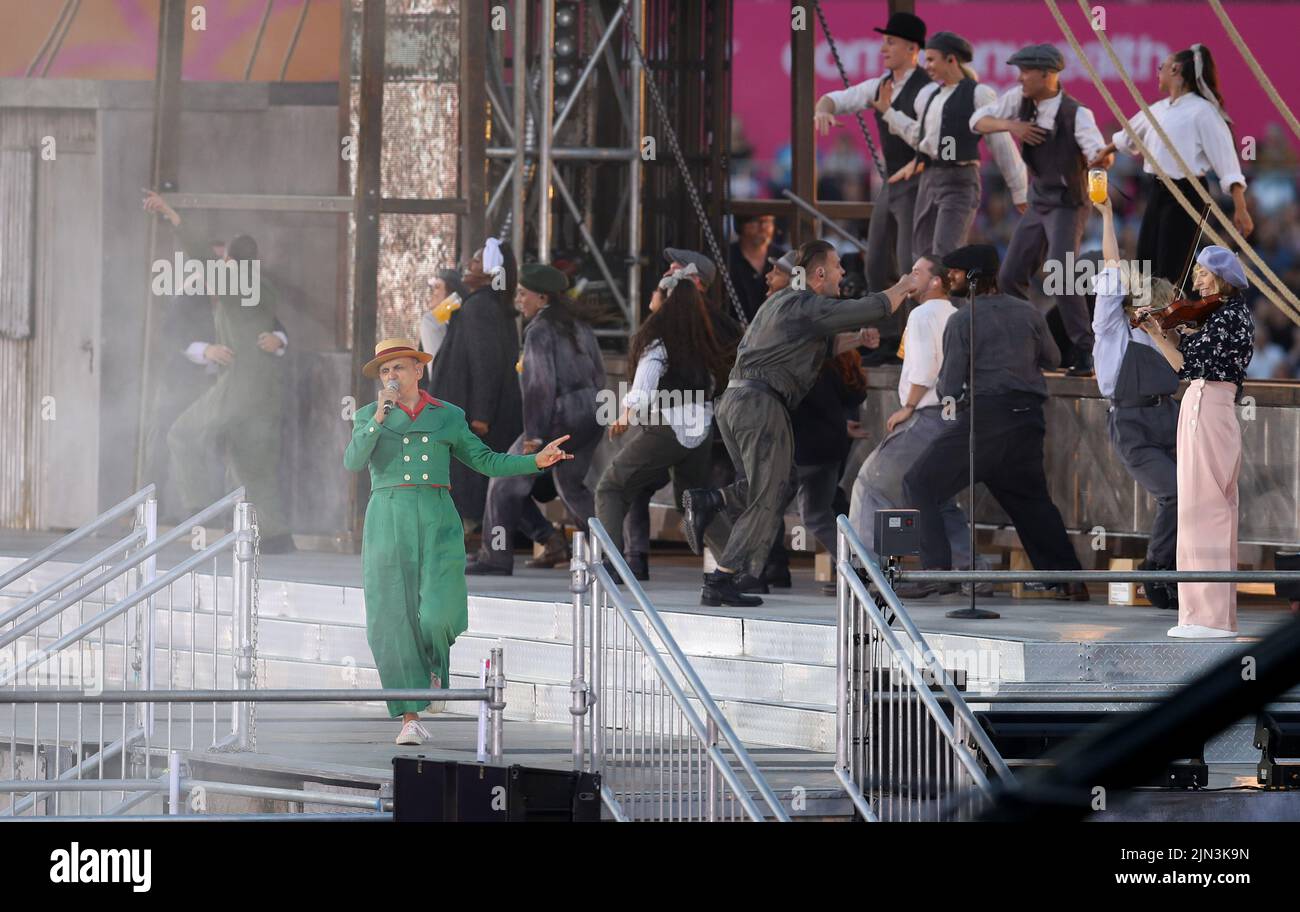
[511,0,528,255]
[538,0,556,262]
[461,0,488,250]
[349,0,386,545]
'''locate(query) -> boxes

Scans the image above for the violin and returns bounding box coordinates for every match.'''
[1129,291,1225,332]
[1126,200,1230,333]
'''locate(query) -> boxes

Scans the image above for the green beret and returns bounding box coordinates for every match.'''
[519,263,570,296]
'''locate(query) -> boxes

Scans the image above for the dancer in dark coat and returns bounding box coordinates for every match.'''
[424,240,524,530]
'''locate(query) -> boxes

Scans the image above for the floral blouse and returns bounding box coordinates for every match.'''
[1177,294,1254,389]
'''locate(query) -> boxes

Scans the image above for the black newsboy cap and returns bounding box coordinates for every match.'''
[942,244,1001,277]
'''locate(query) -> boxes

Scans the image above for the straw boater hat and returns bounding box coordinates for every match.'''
[363,337,432,379]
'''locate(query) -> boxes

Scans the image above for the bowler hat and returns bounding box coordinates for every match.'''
[874,12,926,47]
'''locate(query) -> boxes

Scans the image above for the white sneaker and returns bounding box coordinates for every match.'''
[428,674,447,715]
[395,720,431,745]
[1166,624,1238,639]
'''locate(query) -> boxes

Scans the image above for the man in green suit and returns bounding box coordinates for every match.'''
[144,191,295,551]
[344,338,573,746]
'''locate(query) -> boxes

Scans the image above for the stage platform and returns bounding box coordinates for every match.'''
[4,530,1299,819]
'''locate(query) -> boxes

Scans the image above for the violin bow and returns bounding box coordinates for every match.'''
[1175,200,1214,296]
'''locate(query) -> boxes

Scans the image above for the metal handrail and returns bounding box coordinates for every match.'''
[840,565,997,797]
[0,487,247,652]
[0,484,155,591]
[0,529,236,683]
[897,569,1300,583]
[583,519,791,821]
[838,515,1017,785]
[0,527,148,628]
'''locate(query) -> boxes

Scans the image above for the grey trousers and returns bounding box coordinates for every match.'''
[999,201,1092,355]
[477,431,597,568]
[596,423,728,557]
[849,407,976,568]
[715,388,798,576]
[1107,401,1179,568]
[911,164,980,260]
[866,177,921,292]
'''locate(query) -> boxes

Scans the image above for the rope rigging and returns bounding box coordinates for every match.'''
[1046,0,1300,326]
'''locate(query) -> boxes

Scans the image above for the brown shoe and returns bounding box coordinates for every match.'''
[524,533,571,569]
[1054,582,1091,602]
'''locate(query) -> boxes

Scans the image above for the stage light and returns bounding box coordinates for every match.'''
[1255,711,1300,790]
[973,711,1209,789]
[555,37,577,60]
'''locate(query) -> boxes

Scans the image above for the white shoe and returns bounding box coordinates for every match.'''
[395,720,431,745]
[1166,624,1238,639]
[428,674,447,715]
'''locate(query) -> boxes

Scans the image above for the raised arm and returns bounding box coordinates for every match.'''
[343,404,383,473]
[449,411,543,478]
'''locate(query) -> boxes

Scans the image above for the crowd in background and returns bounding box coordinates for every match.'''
[731,116,1300,379]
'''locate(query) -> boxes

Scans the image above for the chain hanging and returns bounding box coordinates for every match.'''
[618,0,749,328]
[811,0,889,183]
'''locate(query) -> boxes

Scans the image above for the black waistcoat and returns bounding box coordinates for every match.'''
[874,68,931,174]
[1021,91,1087,208]
[917,79,981,165]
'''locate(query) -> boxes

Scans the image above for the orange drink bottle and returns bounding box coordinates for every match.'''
[1088,169,1108,203]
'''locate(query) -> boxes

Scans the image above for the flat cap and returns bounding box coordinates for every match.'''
[518,262,570,296]
[767,249,798,275]
[1007,43,1065,72]
[926,31,973,64]
[663,248,717,288]
[942,244,1001,277]
[1197,245,1249,289]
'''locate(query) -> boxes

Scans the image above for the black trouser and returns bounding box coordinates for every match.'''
[902,394,1080,572]
[1135,177,1200,287]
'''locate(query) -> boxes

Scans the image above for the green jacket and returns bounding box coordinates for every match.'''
[344,397,541,490]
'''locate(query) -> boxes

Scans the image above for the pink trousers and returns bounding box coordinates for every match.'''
[1176,379,1242,631]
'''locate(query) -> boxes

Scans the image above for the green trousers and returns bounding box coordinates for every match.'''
[361,485,469,717]
[167,396,288,539]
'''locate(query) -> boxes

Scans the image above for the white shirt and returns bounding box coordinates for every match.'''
[884,81,1028,204]
[897,296,956,408]
[825,67,922,117]
[969,86,1108,163]
[622,341,713,449]
[418,311,448,365]
[184,330,287,369]
[1111,93,1246,195]
[1090,266,1161,399]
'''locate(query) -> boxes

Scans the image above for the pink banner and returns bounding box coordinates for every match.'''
[732,0,1300,179]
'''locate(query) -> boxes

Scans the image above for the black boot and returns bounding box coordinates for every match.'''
[701,570,763,607]
[681,489,722,556]
[1066,352,1095,377]
[626,552,650,582]
[761,562,793,589]
[733,572,770,594]
[1139,560,1177,610]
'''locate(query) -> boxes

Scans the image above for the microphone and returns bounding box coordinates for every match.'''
[382,379,398,415]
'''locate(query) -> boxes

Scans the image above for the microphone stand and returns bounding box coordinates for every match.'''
[947,270,999,621]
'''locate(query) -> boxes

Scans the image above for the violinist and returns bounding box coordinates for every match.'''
[1090,196,1180,610]
[1134,246,1253,637]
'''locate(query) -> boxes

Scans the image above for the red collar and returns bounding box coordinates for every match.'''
[396,390,443,420]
